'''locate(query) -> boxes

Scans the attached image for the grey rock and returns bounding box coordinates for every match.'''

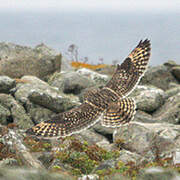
[103,173,130,180]
[93,121,114,137]
[78,174,99,180]
[169,82,180,89]
[130,85,165,113]
[140,65,178,90]
[114,122,177,161]
[2,128,43,169]
[0,94,32,129]
[173,150,180,165]
[164,60,179,68]
[28,90,75,113]
[74,129,111,150]
[0,104,11,125]
[133,110,155,123]
[138,167,180,180]
[0,167,75,180]
[29,106,55,124]
[0,76,16,93]
[153,93,180,124]
[171,66,180,81]
[116,149,148,166]
[49,71,95,94]
[38,152,54,169]
[34,43,58,56]
[95,159,116,171]
[141,123,180,141]
[14,76,78,113]
[0,158,19,167]
[164,85,180,99]
[0,42,61,79]
[76,68,110,86]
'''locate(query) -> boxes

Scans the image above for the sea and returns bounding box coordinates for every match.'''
[0,11,180,66]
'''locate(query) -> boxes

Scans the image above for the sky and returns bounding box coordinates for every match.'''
[0,0,180,13]
[0,0,180,65]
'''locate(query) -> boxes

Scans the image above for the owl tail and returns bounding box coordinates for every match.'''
[101,97,136,127]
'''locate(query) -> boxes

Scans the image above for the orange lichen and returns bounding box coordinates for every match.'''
[71,61,107,70]
[14,78,30,84]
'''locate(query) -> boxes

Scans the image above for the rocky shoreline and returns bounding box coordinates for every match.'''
[0,42,180,180]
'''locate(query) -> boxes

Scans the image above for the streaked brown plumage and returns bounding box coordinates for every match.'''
[26,39,151,138]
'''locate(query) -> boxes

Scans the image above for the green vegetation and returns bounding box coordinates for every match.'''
[22,136,180,179]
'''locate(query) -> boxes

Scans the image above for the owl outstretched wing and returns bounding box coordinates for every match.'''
[26,102,103,138]
[105,39,151,97]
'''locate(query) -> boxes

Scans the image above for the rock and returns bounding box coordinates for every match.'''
[0,42,61,79]
[140,65,178,90]
[76,68,110,86]
[0,94,32,129]
[173,150,180,165]
[130,85,165,113]
[14,76,78,113]
[114,122,177,161]
[74,129,111,151]
[0,76,16,93]
[164,60,179,68]
[133,110,155,123]
[49,71,95,94]
[0,158,19,167]
[138,167,180,180]
[29,106,55,124]
[153,93,180,124]
[116,149,148,166]
[93,121,114,139]
[78,174,99,180]
[0,167,75,180]
[95,159,116,171]
[28,90,76,113]
[0,104,11,125]
[169,82,180,89]
[38,152,54,169]
[34,43,58,56]
[164,85,180,99]
[2,127,43,169]
[102,173,130,180]
[171,66,180,81]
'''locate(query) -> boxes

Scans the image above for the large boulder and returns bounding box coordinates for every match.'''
[171,66,180,81]
[130,85,165,113]
[133,110,155,123]
[153,93,180,124]
[0,76,16,93]
[0,168,75,180]
[114,122,178,161]
[76,68,110,86]
[0,42,61,80]
[138,167,180,180]
[140,65,178,90]
[14,76,79,113]
[49,71,95,94]
[0,94,32,129]
[164,85,180,99]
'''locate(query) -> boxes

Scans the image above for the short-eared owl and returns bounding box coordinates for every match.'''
[26,39,151,138]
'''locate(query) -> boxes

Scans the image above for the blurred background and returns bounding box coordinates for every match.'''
[0,0,180,65]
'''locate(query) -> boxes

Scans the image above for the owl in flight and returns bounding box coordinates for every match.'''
[26,39,151,138]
